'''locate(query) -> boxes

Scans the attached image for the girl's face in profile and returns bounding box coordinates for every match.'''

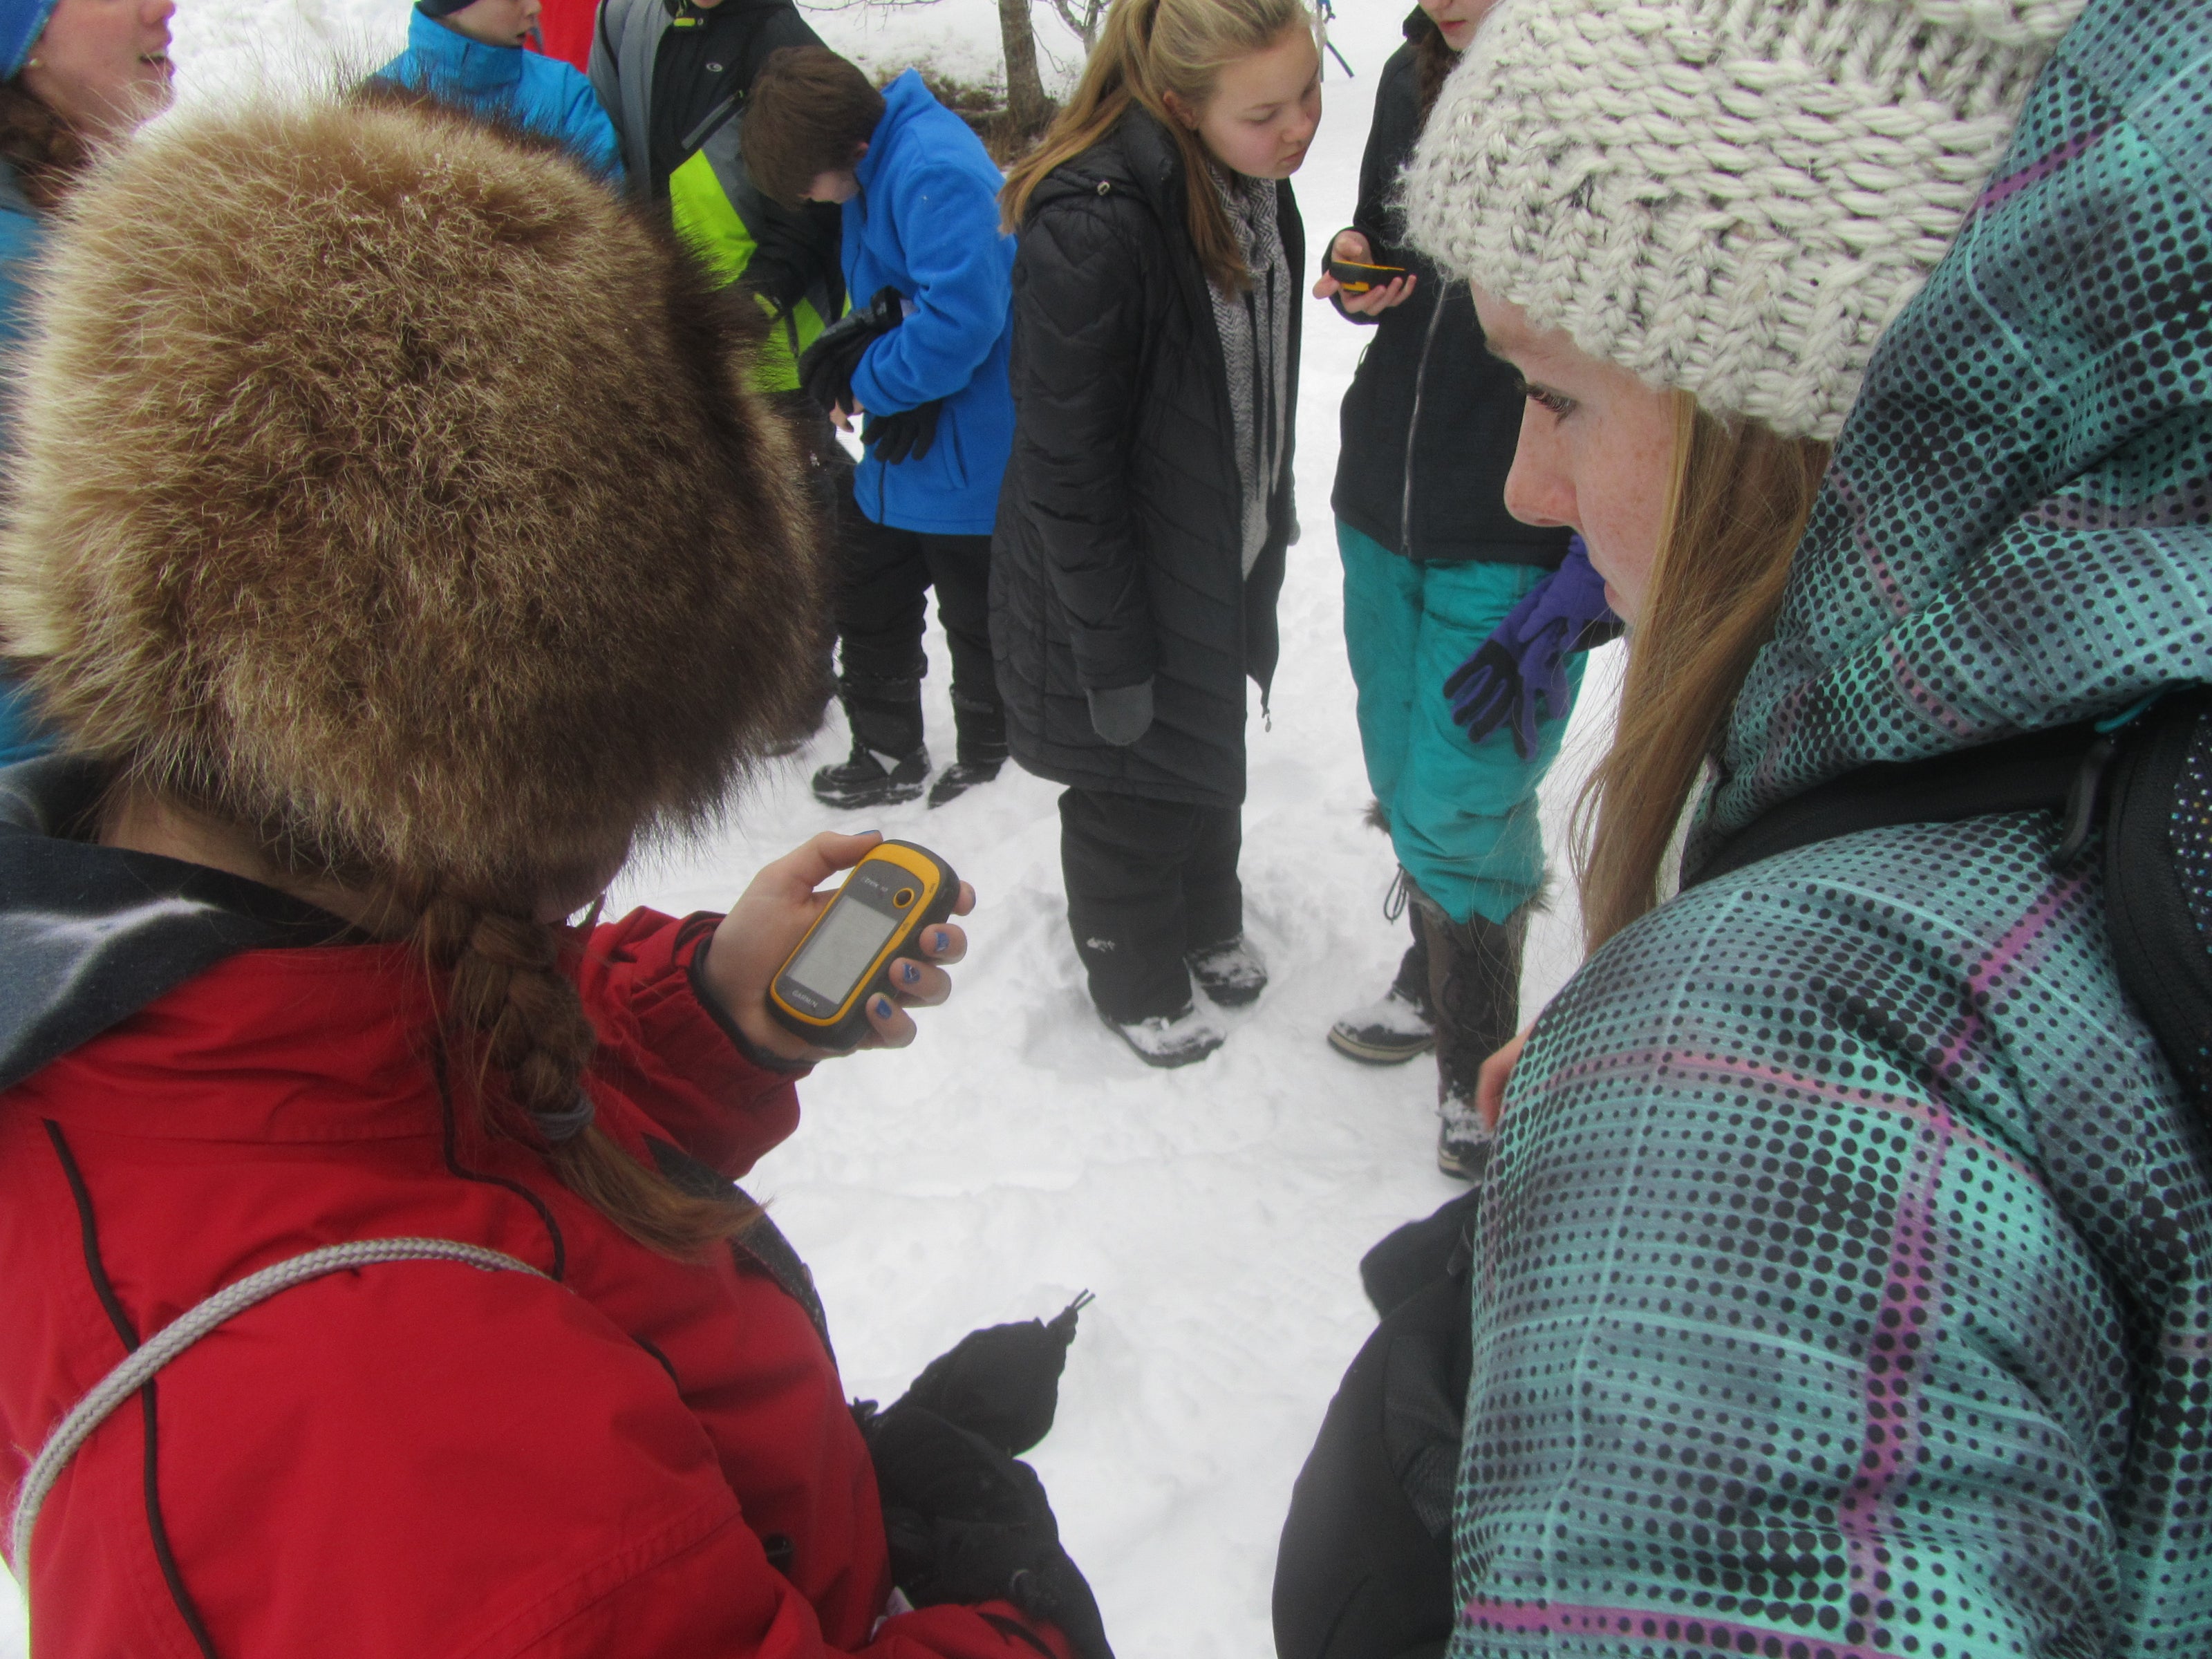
[23,0,175,140]
[1474,289,1678,622]
[1416,0,1497,53]
[1174,25,1322,180]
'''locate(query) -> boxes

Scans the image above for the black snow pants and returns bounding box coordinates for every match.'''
[1058,787,1242,1022]
[836,517,1005,765]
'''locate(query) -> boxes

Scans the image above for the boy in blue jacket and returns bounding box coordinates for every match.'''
[376,0,621,180]
[745,47,1014,809]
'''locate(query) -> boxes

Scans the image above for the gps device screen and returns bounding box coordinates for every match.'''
[785,895,901,1004]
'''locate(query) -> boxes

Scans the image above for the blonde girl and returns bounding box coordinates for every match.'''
[991,0,1318,1067]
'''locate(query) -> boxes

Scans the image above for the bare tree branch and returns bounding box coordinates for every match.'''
[1044,0,1104,50]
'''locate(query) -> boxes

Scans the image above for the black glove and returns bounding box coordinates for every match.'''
[862,400,943,465]
[893,1293,1091,1457]
[798,285,903,418]
[865,1402,1114,1659]
[1085,682,1152,747]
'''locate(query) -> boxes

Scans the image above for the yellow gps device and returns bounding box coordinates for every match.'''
[767,840,960,1051]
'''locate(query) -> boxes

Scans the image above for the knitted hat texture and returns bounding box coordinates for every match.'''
[0,0,57,80]
[0,92,828,903]
[1402,0,2081,440]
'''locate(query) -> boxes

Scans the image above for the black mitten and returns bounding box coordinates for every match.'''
[798,285,903,417]
[865,1402,1114,1659]
[868,1403,1056,1600]
[1008,1546,1114,1659]
[894,1292,1091,1456]
[862,400,943,465]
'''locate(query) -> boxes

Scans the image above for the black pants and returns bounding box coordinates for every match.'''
[836,517,1004,764]
[1060,787,1241,1022]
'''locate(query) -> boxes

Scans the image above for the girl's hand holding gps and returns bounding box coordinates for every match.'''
[1315,229,1416,315]
[700,831,976,1062]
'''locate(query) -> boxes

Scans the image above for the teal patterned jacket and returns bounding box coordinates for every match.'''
[1457,1,2212,1654]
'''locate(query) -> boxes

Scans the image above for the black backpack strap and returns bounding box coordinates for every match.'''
[1689,690,2212,1116]
[2105,688,2212,1101]
[1687,718,2103,890]
[645,1135,835,1364]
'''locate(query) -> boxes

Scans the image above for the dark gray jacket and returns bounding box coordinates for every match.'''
[990,110,1302,808]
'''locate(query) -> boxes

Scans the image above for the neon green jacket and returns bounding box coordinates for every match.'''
[588,0,841,387]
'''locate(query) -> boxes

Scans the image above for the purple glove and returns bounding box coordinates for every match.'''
[1442,536,1621,758]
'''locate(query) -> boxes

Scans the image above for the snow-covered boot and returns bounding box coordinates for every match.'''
[1186,935,1268,1008]
[814,682,928,808]
[930,684,1008,807]
[812,735,929,808]
[1416,888,1526,1181]
[1329,900,1434,1065]
[926,759,1002,807]
[1100,1002,1226,1068]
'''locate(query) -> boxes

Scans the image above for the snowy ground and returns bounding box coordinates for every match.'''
[1,2,1624,1651]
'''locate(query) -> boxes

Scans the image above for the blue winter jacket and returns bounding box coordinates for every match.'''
[375,7,621,181]
[845,70,1015,536]
[1447,2,2212,1654]
[0,160,50,767]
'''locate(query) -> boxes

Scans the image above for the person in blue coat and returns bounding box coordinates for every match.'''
[375,0,620,180]
[0,0,177,765]
[745,47,1015,809]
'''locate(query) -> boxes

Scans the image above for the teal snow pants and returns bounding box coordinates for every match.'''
[1338,520,1581,928]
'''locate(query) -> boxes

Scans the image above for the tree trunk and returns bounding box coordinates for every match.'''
[997,0,1052,138]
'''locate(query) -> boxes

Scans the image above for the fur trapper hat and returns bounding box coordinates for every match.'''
[0,91,828,903]
[1401,0,2082,440]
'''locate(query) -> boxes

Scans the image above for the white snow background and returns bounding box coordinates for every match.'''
[1,1,1624,1649]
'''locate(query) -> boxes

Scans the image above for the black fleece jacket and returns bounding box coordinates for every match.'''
[990,109,1302,808]
[1330,14,1568,567]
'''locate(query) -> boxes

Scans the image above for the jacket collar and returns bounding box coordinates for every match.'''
[0,756,353,1093]
[404,6,525,96]
[852,68,929,196]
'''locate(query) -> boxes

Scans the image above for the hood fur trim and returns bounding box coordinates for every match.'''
[0,91,828,900]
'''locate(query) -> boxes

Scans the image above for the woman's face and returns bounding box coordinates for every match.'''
[1416,0,1497,53]
[21,0,175,140]
[1475,289,1679,621]
[1173,26,1321,180]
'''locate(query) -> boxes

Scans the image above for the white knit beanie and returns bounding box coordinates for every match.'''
[1402,0,2082,440]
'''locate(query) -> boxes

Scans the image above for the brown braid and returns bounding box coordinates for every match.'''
[413,893,762,1258]
[0,77,91,212]
[1412,15,1456,125]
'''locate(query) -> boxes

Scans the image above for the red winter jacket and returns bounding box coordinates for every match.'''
[0,906,1066,1659]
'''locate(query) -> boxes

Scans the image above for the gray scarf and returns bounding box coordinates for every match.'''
[1206,166,1291,579]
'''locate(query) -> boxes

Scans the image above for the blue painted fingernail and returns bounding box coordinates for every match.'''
[931,930,948,952]
[902,962,920,984]
[875,996,893,1018]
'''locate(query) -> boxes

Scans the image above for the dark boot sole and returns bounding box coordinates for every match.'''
[1436,1138,1492,1181]
[1194,980,1266,1009]
[812,777,926,809]
[1098,1008,1223,1068]
[1327,1027,1436,1065]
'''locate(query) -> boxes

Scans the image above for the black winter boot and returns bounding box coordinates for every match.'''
[929,683,1007,807]
[1413,884,1526,1182]
[814,679,928,809]
[812,735,929,809]
[926,761,1002,807]
[1329,893,1434,1065]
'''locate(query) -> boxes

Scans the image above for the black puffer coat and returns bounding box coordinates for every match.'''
[991,109,1302,807]
[1331,12,1566,567]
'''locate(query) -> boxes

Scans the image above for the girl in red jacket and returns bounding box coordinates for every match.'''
[0,93,1098,1659]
